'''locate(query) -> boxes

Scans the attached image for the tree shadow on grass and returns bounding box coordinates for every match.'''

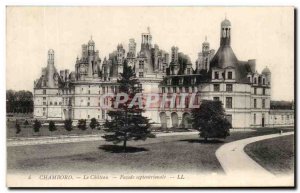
[99,145,149,153]
[179,139,225,144]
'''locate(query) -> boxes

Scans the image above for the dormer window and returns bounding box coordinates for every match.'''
[187,68,191,75]
[214,71,219,79]
[228,71,232,79]
[254,77,257,84]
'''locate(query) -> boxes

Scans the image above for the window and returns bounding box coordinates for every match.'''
[173,87,176,93]
[43,102,46,105]
[102,87,105,94]
[139,72,144,78]
[102,110,105,119]
[43,97,46,100]
[263,78,265,85]
[50,102,53,105]
[226,84,233,92]
[254,78,257,84]
[98,102,100,106]
[254,99,257,108]
[263,88,266,95]
[213,97,220,101]
[187,68,191,74]
[88,115,90,119]
[162,87,165,93]
[248,77,251,83]
[213,84,220,92]
[43,90,46,95]
[254,88,257,95]
[54,102,57,106]
[185,87,189,93]
[87,102,90,106]
[227,71,232,79]
[214,72,219,79]
[226,97,232,108]
[262,99,265,108]
[179,78,183,85]
[254,114,256,124]
[139,61,144,69]
[88,90,90,94]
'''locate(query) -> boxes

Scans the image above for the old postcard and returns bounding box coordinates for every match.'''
[6,6,295,187]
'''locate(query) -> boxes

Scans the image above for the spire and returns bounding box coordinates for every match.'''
[147,26,151,34]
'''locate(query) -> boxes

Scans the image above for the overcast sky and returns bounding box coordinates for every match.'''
[6,7,294,101]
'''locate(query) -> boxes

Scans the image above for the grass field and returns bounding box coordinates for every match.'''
[244,134,294,175]
[7,127,293,174]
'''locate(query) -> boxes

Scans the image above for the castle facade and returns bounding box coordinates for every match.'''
[34,19,290,129]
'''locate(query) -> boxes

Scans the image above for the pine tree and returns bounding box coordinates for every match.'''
[191,100,231,141]
[103,60,155,152]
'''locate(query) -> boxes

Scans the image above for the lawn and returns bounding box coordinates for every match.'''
[7,127,291,175]
[244,134,294,175]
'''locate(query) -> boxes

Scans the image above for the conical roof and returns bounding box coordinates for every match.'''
[210,45,238,68]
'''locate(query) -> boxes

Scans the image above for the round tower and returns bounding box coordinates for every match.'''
[262,66,271,85]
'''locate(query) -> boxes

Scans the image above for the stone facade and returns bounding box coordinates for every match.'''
[33,19,294,129]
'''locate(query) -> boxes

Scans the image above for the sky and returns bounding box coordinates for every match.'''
[6,7,294,101]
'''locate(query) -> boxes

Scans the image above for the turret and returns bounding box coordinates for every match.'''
[87,36,95,77]
[46,49,55,88]
[220,18,231,46]
[262,66,271,86]
[141,27,152,50]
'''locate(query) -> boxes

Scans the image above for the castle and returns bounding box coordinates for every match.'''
[33,18,294,129]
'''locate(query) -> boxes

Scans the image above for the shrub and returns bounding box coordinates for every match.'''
[49,121,57,132]
[90,118,99,130]
[24,120,29,126]
[64,119,73,131]
[77,119,87,130]
[15,121,21,134]
[33,119,41,133]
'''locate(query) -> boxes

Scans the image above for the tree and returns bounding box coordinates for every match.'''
[191,100,231,141]
[90,118,99,130]
[24,120,29,126]
[6,90,33,113]
[33,119,41,133]
[64,119,73,131]
[15,121,21,134]
[49,121,57,132]
[103,60,155,152]
[78,119,87,130]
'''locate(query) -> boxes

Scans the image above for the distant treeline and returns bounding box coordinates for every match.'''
[6,90,33,113]
[270,100,294,110]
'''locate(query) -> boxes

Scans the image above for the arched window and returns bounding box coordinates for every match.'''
[263,78,265,85]
[254,78,257,84]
